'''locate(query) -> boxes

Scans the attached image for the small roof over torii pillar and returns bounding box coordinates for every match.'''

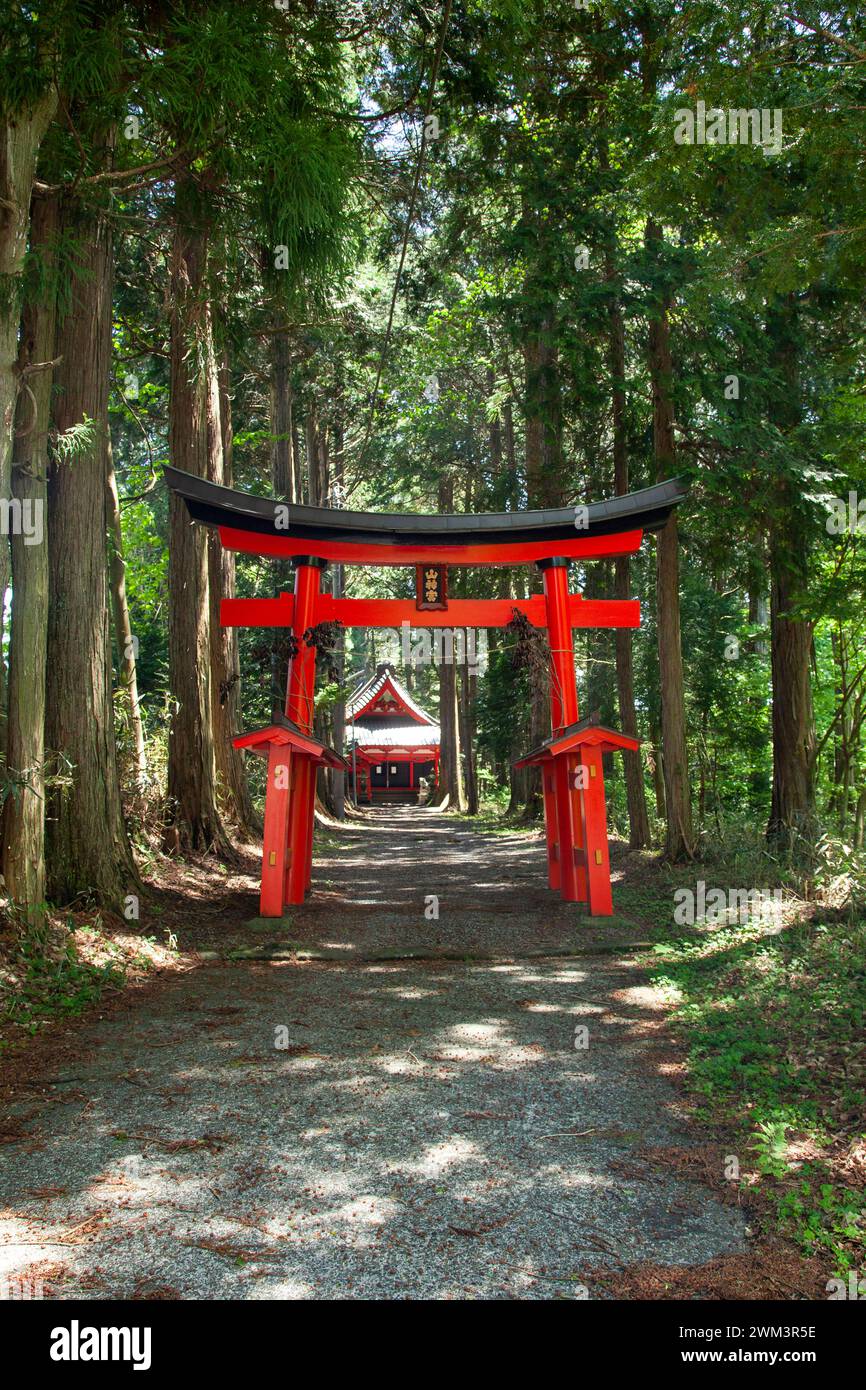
[515,713,641,917]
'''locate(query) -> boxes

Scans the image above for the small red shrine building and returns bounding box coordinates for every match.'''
[346,664,439,803]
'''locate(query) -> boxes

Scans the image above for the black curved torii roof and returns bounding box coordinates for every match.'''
[164,466,687,565]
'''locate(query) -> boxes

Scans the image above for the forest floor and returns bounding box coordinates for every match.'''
[0,808,847,1300]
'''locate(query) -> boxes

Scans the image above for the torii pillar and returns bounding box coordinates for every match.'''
[538,558,587,903]
[285,557,328,904]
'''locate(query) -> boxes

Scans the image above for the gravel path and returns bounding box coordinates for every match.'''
[0,810,747,1300]
[237,806,646,958]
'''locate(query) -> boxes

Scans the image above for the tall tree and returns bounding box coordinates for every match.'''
[645,219,694,860]
[0,38,56,529]
[3,191,58,917]
[0,80,56,752]
[166,174,231,852]
[209,342,253,830]
[45,180,138,903]
[766,296,816,845]
[106,441,147,788]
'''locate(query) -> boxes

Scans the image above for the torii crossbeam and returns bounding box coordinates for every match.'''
[165,466,686,918]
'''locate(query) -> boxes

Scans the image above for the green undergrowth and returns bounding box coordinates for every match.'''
[644,886,866,1274]
[0,911,160,1049]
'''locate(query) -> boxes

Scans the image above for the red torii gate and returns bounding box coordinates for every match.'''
[165,467,686,919]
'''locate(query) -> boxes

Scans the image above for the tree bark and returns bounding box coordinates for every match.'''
[0,92,57,755]
[646,219,693,860]
[523,306,563,819]
[166,181,231,854]
[768,540,815,845]
[606,234,650,848]
[305,398,328,507]
[268,334,295,710]
[460,641,479,816]
[0,94,56,493]
[505,384,529,812]
[438,650,465,811]
[270,330,295,501]
[648,714,666,820]
[106,440,147,788]
[329,419,346,819]
[3,191,58,917]
[524,318,563,509]
[45,192,138,905]
[766,297,816,848]
[207,341,252,833]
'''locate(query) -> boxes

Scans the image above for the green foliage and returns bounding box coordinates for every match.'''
[1,916,128,1039]
[50,415,99,463]
[776,1177,866,1273]
[648,897,866,1272]
[0,1,126,117]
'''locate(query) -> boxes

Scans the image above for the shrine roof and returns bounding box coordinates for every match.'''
[348,723,441,749]
[347,665,438,727]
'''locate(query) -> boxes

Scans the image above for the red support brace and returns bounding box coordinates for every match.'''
[219,589,639,633]
[221,592,640,632]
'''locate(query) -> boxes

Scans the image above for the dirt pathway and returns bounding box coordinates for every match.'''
[235,806,645,959]
[0,810,748,1299]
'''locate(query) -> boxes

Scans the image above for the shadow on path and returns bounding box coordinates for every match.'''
[0,811,748,1299]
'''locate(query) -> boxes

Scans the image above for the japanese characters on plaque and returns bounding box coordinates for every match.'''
[415,564,448,611]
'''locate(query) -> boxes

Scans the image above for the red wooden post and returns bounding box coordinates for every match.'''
[542,764,560,890]
[285,558,326,905]
[540,559,586,902]
[303,769,316,890]
[285,560,324,727]
[578,743,613,915]
[541,559,578,730]
[260,745,292,916]
[554,759,582,901]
